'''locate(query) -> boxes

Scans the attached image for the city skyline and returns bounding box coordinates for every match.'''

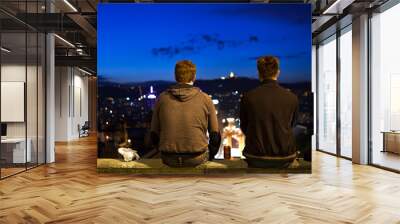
[98,4,311,83]
[98,75,313,159]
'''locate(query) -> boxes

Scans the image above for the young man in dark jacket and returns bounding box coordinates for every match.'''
[240,56,299,168]
[151,60,221,167]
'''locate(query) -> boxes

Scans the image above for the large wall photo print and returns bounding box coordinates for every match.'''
[97,3,312,174]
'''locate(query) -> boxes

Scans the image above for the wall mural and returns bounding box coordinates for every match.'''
[97,3,312,174]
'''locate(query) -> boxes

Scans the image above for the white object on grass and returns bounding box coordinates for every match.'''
[118,148,140,162]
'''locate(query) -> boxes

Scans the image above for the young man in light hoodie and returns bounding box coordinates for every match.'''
[150,60,221,167]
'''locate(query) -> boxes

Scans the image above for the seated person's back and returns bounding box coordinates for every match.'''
[240,56,298,165]
[151,60,220,167]
[155,84,216,153]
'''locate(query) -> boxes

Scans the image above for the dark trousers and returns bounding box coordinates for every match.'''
[244,151,297,169]
[161,151,208,168]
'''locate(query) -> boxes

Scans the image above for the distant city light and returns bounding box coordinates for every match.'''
[229,72,235,78]
[222,119,226,123]
[212,99,219,105]
[215,110,218,115]
[106,135,110,140]
[147,94,156,99]
[106,122,109,125]
[221,76,226,80]
[110,110,113,114]
[232,91,239,95]
[128,139,131,144]
[126,97,130,101]
[150,86,154,93]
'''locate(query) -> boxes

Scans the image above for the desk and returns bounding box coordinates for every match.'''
[382,131,400,154]
[1,138,31,163]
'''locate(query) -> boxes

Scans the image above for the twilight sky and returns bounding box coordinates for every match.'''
[98,3,311,83]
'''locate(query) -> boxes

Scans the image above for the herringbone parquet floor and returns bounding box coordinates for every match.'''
[1,135,400,224]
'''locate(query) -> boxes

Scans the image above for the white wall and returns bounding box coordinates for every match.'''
[1,65,40,138]
[1,65,26,139]
[1,63,46,164]
[72,72,89,138]
[55,67,89,141]
[55,67,69,141]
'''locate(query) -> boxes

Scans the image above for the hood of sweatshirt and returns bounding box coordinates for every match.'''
[168,84,201,102]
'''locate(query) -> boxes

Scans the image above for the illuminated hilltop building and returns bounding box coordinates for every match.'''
[220,71,236,80]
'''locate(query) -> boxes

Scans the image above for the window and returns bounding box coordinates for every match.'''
[339,27,352,158]
[370,3,400,171]
[317,35,337,154]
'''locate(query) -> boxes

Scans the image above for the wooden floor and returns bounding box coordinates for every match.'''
[1,136,400,224]
[1,167,26,178]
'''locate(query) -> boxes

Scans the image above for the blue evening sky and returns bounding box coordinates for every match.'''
[98,4,311,83]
